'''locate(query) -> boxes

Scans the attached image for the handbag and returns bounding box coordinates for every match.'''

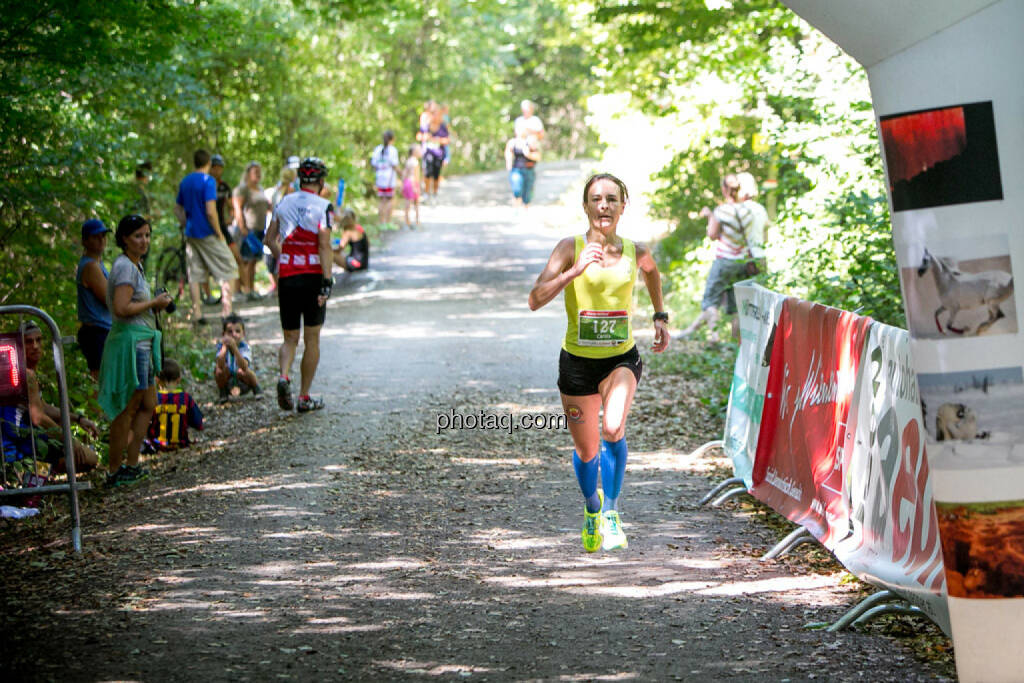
[734,205,761,276]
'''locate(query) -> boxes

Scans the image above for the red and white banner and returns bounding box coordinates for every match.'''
[751,299,872,549]
[835,321,950,634]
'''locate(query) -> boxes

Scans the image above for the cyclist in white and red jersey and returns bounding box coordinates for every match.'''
[264,157,334,412]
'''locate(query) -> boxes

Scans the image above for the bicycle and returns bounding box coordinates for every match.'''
[152,229,222,305]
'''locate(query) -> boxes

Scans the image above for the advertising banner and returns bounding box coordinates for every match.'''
[835,322,950,634]
[751,299,872,549]
[722,283,789,487]
[779,1,1024,677]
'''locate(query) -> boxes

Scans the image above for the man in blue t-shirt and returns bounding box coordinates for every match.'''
[174,149,237,324]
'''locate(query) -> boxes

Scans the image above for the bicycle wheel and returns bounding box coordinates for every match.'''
[155,245,188,299]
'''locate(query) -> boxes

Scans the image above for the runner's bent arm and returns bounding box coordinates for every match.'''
[636,243,669,353]
[173,203,186,228]
[528,237,602,311]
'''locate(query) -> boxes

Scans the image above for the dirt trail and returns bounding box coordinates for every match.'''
[1,162,949,681]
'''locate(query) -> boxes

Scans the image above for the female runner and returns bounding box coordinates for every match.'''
[528,173,669,551]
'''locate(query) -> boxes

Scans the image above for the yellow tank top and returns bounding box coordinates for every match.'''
[563,235,637,358]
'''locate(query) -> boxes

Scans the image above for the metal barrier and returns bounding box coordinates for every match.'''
[0,306,90,551]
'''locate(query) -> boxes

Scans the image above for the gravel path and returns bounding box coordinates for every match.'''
[0,162,950,681]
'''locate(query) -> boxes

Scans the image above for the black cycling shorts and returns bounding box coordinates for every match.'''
[278,273,327,330]
[424,154,444,180]
[557,345,642,396]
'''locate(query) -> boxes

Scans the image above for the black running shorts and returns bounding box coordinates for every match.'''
[278,273,327,330]
[557,345,643,396]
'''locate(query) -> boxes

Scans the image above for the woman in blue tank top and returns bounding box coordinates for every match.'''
[76,219,113,379]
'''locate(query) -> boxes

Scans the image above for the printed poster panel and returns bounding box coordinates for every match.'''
[880,101,1003,212]
[897,233,1016,340]
[751,299,872,549]
[836,322,950,634]
[722,283,788,487]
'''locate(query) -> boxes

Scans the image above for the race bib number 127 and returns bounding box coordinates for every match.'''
[578,309,629,346]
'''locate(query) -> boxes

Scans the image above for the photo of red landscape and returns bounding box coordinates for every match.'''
[937,500,1024,598]
[880,101,1003,211]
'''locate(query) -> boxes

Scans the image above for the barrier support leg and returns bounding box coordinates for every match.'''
[853,604,924,628]
[761,527,814,561]
[711,486,749,507]
[827,591,898,632]
[699,476,744,506]
[688,439,724,459]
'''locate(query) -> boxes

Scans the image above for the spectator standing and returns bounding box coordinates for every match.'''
[174,149,235,323]
[677,173,766,341]
[264,167,297,296]
[129,161,155,224]
[264,157,333,413]
[371,130,401,227]
[144,359,203,452]
[76,219,113,380]
[514,100,545,141]
[209,154,243,300]
[99,215,173,487]
[401,145,422,229]
[232,161,270,301]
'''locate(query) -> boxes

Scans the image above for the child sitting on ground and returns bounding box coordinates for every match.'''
[215,313,261,403]
[144,359,204,452]
[332,208,370,273]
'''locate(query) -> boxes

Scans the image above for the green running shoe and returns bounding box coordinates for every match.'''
[602,509,628,550]
[581,490,604,553]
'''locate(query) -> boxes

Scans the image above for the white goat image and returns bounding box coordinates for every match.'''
[917,249,1013,335]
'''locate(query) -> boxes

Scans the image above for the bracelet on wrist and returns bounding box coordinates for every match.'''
[653,311,669,323]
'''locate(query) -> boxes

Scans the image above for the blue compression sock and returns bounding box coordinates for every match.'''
[572,451,602,513]
[601,437,628,511]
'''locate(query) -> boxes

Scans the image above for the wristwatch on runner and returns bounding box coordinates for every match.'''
[320,277,333,300]
[653,312,669,323]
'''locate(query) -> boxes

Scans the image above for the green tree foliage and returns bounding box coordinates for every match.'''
[0,0,598,424]
[593,0,905,328]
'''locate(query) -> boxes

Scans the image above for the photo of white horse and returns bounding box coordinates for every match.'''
[902,249,1017,339]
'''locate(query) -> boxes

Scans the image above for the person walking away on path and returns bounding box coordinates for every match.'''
[504,131,541,208]
[528,173,669,552]
[737,170,768,264]
[214,313,261,402]
[264,157,333,413]
[209,154,243,302]
[677,172,766,341]
[332,208,369,273]
[174,149,235,324]
[233,161,270,301]
[514,99,545,141]
[371,130,401,227]
[401,145,422,229]
[418,103,450,201]
[143,358,203,453]
[76,219,113,381]
[99,215,173,487]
